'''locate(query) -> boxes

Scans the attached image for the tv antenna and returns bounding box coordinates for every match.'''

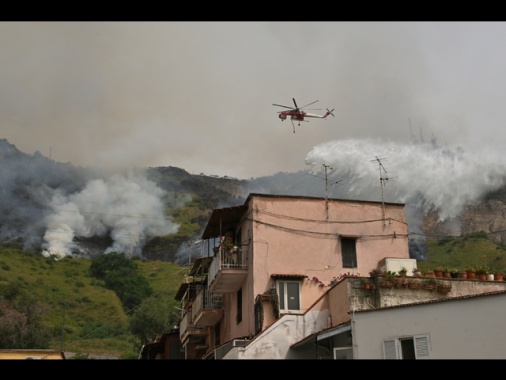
[322,164,332,199]
[370,156,395,228]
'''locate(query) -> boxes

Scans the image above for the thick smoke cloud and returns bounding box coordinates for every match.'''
[306,138,506,221]
[41,172,179,260]
[0,139,179,260]
[305,138,506,259]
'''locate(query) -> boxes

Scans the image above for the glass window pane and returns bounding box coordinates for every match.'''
[287,282,300,310]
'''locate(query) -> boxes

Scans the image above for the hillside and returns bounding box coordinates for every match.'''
[3,137,506,357]
[417,232,506,274]
[0,246,186,358]
[3,137,506,265]
[2,233,506,358]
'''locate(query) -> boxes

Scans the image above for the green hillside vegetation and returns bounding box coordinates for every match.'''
[418,231,506,274]
[0,246,187,359]
[1,230,506,359]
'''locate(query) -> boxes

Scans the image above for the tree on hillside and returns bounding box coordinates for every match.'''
[129,296,179,344]
[89,252,138,279]
[0,298,54,349]
[104,266,153,311]
[89,252,154,311]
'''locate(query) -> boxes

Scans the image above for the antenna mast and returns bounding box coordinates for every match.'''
[371,156,391,228]
[322,164,332,217]
[323,164,332,199]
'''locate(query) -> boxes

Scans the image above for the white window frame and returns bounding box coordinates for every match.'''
[333,346,353,360]
[277,280,301,313]
[382,334,431,359]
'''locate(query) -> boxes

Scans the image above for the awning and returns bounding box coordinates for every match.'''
[201,205,248,240]
[291,322,351,348]
[271,274,307,280]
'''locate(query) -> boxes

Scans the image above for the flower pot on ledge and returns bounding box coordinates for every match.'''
[408,281,421,289]
[379,280,394,288]
[437,284,452,294]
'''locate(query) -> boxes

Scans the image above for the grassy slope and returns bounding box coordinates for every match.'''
[1,234,505,358]
[0,246,187,359]
[418,235,506,273]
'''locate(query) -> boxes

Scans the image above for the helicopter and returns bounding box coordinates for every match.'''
[273,98,334,133]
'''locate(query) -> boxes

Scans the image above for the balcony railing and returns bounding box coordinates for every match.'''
[194,289,222,310]
[179,311,208,343]
[191,288,224,326]
[208,248,248,293]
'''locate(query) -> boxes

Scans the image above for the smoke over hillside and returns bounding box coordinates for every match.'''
[0,139,179,259]
[305,138,506,220]
[305,138,506,259]
[3,134,506,263]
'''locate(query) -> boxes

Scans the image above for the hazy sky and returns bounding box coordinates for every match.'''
[2,21,506,179]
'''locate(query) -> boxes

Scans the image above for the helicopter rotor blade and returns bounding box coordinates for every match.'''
[273,103,294,110]
[300,100,319,110]
[292,98,299,110]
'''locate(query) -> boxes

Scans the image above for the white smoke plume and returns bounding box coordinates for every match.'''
[306,138,506,220]
[305,138,506,260]
[41,171,179,260]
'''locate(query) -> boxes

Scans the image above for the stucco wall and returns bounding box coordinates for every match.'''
[220,195,410,351]
[352,292,506,359]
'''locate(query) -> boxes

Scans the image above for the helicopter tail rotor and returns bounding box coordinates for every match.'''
[324,108,335,118]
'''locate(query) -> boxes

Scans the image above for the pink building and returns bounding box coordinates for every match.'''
[175,193,411,359]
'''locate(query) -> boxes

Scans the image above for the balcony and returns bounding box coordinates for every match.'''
[179,310,209,345]
[192,288,224,326]
[208,248,248,293]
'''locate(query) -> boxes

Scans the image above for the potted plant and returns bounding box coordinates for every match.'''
[495,269,505,282]
[408,278,422,289]
[360,276,374,290]
[442,267,452,278]
[486,266,496,280]
[398,267,408,277]
[433,267,443,278]
[369,269,382,278]
[379,270,396,288]
[437,281,452,294]
[422,278,437,290]
[449,268,460,278]
[475,265,488,280]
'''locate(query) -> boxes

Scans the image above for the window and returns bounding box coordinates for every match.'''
[277,280,301,312]
[382,335,431,359]
[333,347,353,360]
[341,237,357,268]
[236,288,242,324]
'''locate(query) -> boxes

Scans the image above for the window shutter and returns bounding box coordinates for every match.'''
[414,335,431,359]
[382,339,399,359]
